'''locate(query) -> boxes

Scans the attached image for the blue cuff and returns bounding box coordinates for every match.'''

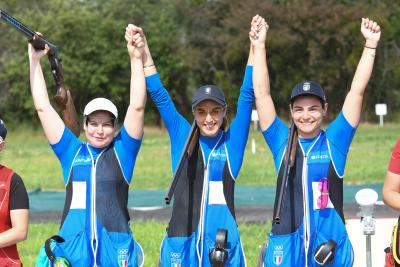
[145,73,164,93]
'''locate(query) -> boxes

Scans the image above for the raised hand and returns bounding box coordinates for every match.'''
[28,33,49,63]
[125,24,145,59]
[249,15,269,47]
[361,18,381,48]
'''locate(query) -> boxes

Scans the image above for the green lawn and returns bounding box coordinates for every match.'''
[1,123,398,191]
[19,222,270,266]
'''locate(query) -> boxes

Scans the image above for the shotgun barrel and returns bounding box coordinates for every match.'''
[165,121,199,205]
[274,120,297,224]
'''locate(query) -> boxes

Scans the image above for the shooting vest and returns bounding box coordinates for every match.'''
[0,165,22,267]
[263,132,353,266]
[38,144,143,267]
[159,132,246,266]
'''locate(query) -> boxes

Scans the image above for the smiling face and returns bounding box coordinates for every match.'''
[193,100,227,137]
[290,95,328,138]
[84,110,116,148]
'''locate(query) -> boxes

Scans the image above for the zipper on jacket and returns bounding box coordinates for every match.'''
[299,133,321,266]
[196,143,207,266]
[196,132,224,266]
[91,161,98,267]
[87,145,105,267]
[302,153,310,266]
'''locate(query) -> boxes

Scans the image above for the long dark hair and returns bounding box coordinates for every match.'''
[220,116,228,131]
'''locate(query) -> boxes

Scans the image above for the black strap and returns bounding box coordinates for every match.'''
[45,235,65,261]
[314,240,336,265]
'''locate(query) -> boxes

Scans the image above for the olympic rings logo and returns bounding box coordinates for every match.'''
[170,252,181,258]
[118,249,129,255]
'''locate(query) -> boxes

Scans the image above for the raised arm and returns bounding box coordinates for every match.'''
[131,26,189,171]
[251,15,276,131]
[342,18,381,127]
[225,21,256,178]
[28,36,64,144]
[124,25,147,139]
[142,32,157,78]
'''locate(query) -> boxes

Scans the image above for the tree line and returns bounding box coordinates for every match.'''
[0,0,399,126]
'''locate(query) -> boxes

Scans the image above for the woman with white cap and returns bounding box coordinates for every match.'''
[125,17,258,266]
[29,28,146,266]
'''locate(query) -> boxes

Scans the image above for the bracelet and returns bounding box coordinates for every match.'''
[144,64,155,68]
[365,46,377,49]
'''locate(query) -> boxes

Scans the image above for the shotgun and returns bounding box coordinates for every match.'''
[273,120,297,224]
[0,9,80,137]
[165,121,199,205]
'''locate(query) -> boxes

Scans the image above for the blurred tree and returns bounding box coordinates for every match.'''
[0,0,398,125]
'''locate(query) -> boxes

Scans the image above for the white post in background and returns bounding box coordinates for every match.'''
[375,103,387,127]
[251,110,259,131]
[355,188,378,267]
[251,139,256,154]
[251,110,259,155]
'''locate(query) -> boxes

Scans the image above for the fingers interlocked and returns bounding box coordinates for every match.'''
[125,24,144,48]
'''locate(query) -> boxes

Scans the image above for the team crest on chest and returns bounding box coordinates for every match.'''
[170,252,181,267]
[273,245,283,265]
[117,248,128,267]
[303,82,311,91]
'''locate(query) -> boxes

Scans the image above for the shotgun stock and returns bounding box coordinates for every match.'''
[0,9,80,137]
[165,121,199,205]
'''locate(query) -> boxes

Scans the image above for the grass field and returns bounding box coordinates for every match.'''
[1,123,398,190]
[2,123,399,265]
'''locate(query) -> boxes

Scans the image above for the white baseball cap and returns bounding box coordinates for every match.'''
[83,98,118,119]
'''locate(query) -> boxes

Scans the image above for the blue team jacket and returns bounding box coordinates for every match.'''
[159,133,246,266]
[263,132,353,266]
[37,144,144,267]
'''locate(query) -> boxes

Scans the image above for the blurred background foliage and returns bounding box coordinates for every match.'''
[0,0,399,126]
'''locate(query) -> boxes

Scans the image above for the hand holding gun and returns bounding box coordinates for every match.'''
[0,9,80,136]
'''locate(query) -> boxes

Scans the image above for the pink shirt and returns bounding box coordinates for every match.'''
[388,139,400,174]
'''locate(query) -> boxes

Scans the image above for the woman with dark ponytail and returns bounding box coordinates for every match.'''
[127,16,258,266]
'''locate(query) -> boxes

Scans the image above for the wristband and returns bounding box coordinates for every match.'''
[144,64,155,68]
[365,46,377,49]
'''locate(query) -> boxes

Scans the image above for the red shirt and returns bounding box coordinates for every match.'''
[388,139,400,174]
[0,165,22,266]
